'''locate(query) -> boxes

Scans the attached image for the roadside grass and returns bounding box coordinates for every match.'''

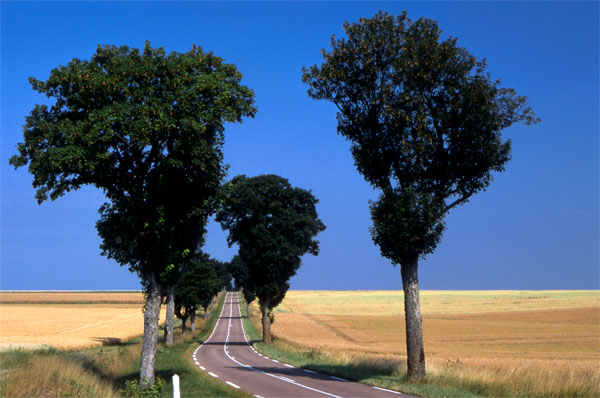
[0,345,123,397]
[0,292,248,398]
[238,292,475,398]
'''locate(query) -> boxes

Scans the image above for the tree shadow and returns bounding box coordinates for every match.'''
[299,361,404,383]
[91,337,139,347]
[65,350,136,389]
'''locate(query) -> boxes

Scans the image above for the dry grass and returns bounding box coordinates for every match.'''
[0,303,165,350]
[0,351,122,397]
[264,290,600,397]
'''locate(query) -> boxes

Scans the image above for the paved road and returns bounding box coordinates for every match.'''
[193,292,415,398]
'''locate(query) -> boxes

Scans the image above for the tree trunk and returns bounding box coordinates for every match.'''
[204,308,208,319]
[164,286,175,346]
[140,273,162,387]
[401,256,426,380]
[260,297,272,344]
[210,298,214,315]
[246,301,250,318]
[181,315,187,336]
[190,311,196,332]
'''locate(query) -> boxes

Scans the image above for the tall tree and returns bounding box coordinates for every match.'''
[10,42,256,386]
[216,175,325,343]
[302,11,539,380]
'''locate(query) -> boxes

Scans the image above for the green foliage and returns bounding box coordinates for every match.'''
[122,377,165,398]
[302,11,539,264]
[370,187,445,265]
[10,41,256,280]
[216,175,325,311]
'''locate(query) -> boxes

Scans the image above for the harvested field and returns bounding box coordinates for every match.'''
[275,290,599,316]
[0,292,164,350]
[0,291,144,304]
[267,290,600,397]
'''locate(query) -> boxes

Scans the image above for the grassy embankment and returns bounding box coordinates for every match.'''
[0,292,251,398]
[239,290,600,398]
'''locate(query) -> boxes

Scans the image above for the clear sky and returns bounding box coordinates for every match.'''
[1,2,598,291]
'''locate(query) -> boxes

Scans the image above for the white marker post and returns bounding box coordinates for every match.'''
[172,374,180,398]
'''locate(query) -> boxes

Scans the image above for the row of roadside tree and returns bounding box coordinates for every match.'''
[10,10,537,390]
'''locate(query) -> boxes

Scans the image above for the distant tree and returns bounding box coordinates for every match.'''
[302,12,539,380]
[9,42,256,386]
[199,257,225,319]
[175,255,221,334]
[213,259,234,292]
[228,254,256,316]
[216,175,325,343]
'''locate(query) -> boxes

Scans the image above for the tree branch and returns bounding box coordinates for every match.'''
[444,195,469,213]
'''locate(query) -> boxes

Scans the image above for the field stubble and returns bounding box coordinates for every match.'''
[267,290,600,397]
[0,291,163,350]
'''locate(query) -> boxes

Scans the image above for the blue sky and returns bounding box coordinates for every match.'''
[1,2,598,291]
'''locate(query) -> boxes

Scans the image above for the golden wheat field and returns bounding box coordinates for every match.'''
[269,290,600,396]
[0,291,164,350]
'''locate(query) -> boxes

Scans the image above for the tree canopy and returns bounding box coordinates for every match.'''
[302,11,538,379]
[9,41,256,385]
[216,174,325,342]
[302,12,540,263]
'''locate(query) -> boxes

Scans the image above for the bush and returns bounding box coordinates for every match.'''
[121,377,165,398]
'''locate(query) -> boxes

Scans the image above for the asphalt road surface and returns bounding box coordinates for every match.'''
[193,292,416,398]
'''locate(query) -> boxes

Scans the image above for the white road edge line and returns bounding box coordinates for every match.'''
[373,386,401,394]
[193,291,228,358]
[304,369,317,374]
[331,376,348,382]
[226,292,344,398]
[208,372,219,378]
[284,364,294,368]
[226,381,240,389]
[200,366,206,371]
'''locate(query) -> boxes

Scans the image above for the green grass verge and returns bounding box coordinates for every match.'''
[238,292,478,398]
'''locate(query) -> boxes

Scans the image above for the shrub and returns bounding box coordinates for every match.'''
[121,377,165,398]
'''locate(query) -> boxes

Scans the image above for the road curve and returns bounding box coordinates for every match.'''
[193,292,416,398]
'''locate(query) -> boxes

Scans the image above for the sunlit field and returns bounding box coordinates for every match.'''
[267,290,600,397]
[0,291,163,350]
[0,291,145,304]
